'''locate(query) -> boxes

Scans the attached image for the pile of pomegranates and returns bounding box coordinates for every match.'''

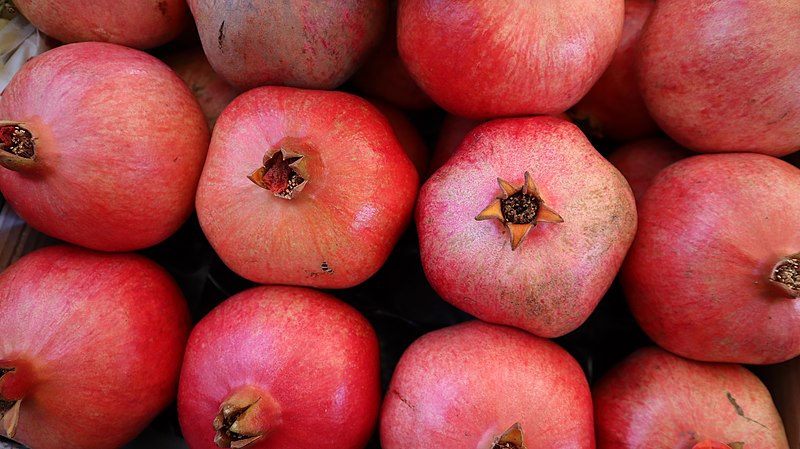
[0,1,797,449]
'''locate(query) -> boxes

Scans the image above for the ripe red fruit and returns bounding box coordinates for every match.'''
[606,137,691,203]
[397,0,624,119]
[417,116,637,338]
[0,42,210,251]
[162,47,241,129]
[569,0,659,142]
[594,347,789,449]
[381,320,594,449]
[195,86,418,288]
[0,245,191,449]
[178,286,380,449]
[12,0,190,49]
[187,0,387,90]
[621,153,800,364]
[637,0,800,155]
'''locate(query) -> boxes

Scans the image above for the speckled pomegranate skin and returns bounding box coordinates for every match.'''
[381,320,595,449]
[187,0,386,90]
[594,347,789,449]
[621,153,800,364]
[417,116,637,338]
[397,0,624,119]
[637,0,800,155]
[178,286,381,449]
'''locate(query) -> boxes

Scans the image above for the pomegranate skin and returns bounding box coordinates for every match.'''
[0,42,210,252]
[178,286,381,449]
[594,347,789,449]
[637,0,800,156]
[417,116,637,338]
[187,0,387,90]
[569,0,659,142]
[0,245,191,449]
[13,0,189,49]
[606,137,691,203]
[196,86,418,288]
[381,320,595,449]
[162,46,241,129]
[397,0,624,119]
[621,153,800,364]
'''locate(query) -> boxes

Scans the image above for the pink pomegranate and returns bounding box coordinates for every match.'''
[187,0,387,90]
[606,137,691,203]
[397,0,624,119]
[621,153,800,364]
[13,0,189,49]
[0,245,191,449]
[594,346,789,449]
[195,86,418,288]
[637,0,800,155]
[162,46,241,129]
[178,285,380,449]
[417,116,637,338]
[569,0,659,142]
[381,320,595,449]
[0,42,210,251]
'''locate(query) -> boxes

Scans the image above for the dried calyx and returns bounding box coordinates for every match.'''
[691,440,743,449]
[248,144,308,200]
[0,364,29,438]
[0,122,36,172]
[476,171,563,250]
[770,252,800,298]
[491,423,526,449]
[213,386,280,449]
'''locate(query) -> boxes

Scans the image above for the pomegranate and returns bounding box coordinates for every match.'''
[195,86,418,288]
[162,46,241,129]
[594,347,789,449]
[606,137,691,203]
[178,285,380,449]
[637,0,800,156]
[417,116,637,338]
[0,42,210,252]
[350,1,433,110]
[397,0,624,119]
[621,153,800,364]
[380,320,594,449]
[187,0,387,90]
[0,245,191,449]
[569,0,659,142]
[12,0,189,49]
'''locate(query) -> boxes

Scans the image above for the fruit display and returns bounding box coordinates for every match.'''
[0,1,797,449]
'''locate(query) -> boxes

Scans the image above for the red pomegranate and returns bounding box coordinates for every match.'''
[195,86,418,288]
[397,0,624,119]
[187,0,387,90]
[381,320,594,449]
[0,245,191,449]
[606,137,691,203]
[417,116,637,338]
[178,285,380,449]
[594,347,789,449]
[637,0,800,155]
[621,153,800,364]
[12,0,189,49]
[569,0,659,142]
[162,46,241,129]
[0,42,210,251]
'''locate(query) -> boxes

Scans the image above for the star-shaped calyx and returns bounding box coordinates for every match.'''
[475,172,563,250]
[248,147,308,200]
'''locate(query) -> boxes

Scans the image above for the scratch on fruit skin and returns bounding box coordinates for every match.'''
[393,389,415,410]
[726,392,768,429]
